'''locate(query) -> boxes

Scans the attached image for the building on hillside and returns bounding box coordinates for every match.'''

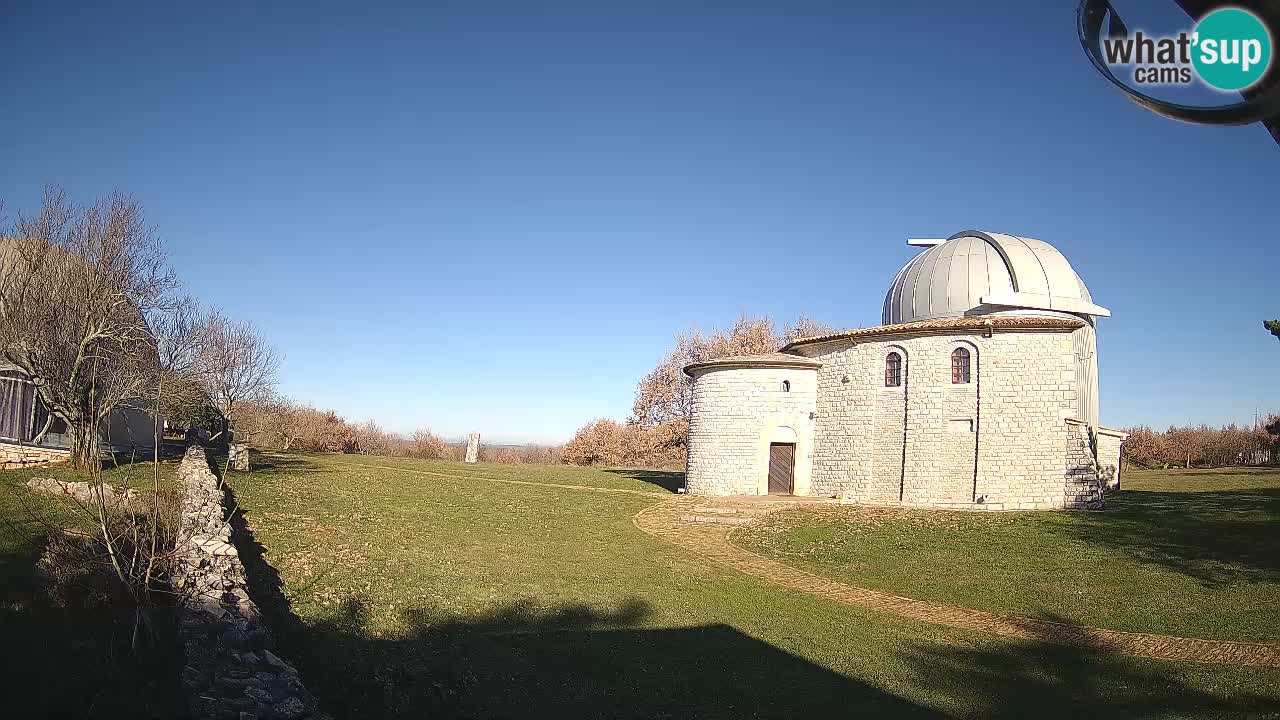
[0,236,162,468]
[683,230,1128,510]
[0,365,161,468]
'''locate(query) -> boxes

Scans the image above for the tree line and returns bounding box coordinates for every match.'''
[229,315,835,470]
[1122,419,1280,469]
[232,398,563,464]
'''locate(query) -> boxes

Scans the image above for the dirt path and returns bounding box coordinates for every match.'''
[632,498,1280,668]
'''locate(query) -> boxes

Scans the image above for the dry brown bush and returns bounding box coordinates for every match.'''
[561,418,686,469]
[409,428,460,460]
[1121,417,1277,468]
[237,398,356,452]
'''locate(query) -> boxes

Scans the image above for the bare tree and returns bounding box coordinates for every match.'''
[782,315,837,344]
[196,312,279,445]
[630,315,781,428]
[0,186,176,470]
[623,314,835,454]
[351,419,400,456]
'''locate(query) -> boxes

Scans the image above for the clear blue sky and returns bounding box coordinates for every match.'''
[3,0,1276,443]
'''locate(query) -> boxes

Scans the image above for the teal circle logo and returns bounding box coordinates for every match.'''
[1191,7,1272,91]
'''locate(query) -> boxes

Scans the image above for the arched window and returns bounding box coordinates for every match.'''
[951,347,971,384]
[781,380,791,392]
[885,352,902,387]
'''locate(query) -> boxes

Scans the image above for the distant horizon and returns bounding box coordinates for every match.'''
[5,0,1276,445]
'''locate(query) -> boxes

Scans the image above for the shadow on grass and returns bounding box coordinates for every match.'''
[242,450,323,475]
[602,467,685,493]
[225,490,1277,719]
[895,614,1277,718]
[1060,488,1280,588]
[0,537,186,719]
[225,484,918,718]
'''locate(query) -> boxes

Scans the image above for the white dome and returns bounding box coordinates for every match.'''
[881,231,1109,325]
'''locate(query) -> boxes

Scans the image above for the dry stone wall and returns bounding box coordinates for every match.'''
[174,445,325,720]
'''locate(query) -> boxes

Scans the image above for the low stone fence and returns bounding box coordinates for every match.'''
[173,445,325,720]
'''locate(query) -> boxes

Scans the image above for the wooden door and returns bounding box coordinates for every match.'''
[768,443,795,495]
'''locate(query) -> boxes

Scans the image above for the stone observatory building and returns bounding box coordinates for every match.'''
[683,230,1128,510]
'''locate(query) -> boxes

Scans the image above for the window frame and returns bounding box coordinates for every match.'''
[884,352,903,387]
[951,347,972,384]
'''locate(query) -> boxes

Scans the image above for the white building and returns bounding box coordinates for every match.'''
[683,231,1127,510]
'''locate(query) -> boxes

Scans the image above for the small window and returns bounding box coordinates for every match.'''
[885,352,902,387]
[951,347,971,384]
[781,380,791,392]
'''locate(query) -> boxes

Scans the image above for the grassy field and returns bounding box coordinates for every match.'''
[735,466,1280,643]
[0,457,185,719]
[224,453,1280,719]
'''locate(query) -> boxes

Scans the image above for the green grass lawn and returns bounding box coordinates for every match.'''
[735,466,1280,643]
[0,456,185,719]
[226,453,1280,719]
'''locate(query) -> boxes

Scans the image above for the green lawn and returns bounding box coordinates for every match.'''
[0,456,185,719]
[735,466,1280,643]
[225,453,1280,719]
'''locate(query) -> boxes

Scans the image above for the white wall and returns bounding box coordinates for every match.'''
[686,366,818,496]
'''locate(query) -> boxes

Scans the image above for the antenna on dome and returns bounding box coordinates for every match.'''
[906,238,946,247]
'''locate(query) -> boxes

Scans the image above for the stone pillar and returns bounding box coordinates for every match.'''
[228,442,250,471]
[464,432,480,464]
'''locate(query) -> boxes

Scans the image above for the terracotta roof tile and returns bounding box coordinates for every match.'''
[782,315,1084,351]
[683,351,822,376]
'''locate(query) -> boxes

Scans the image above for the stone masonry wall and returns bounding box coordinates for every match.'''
[1064,420,1105,508]
[174,445,325,720]
[1095,429,1126,490]
[0,442,70,469]
[686,366,817,495]
[797,328,1081,509]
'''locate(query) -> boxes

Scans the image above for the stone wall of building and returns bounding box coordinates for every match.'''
[1095,427,1128,490]
[686,366,817,495]
[174,445,325,720]
[796,327,1081,509]
[0,442,70,469]
[1064,419,1105,508]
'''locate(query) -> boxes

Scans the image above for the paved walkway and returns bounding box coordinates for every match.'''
[633,497,1280,668]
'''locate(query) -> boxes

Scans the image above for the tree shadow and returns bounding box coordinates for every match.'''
[242,450,323,474]
[0,533,186,718]
[1054,488,1280,587]
[896,613,1278,719]
[602,468,685,493]
[227,497,1280,719]
[227,491,924,718]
